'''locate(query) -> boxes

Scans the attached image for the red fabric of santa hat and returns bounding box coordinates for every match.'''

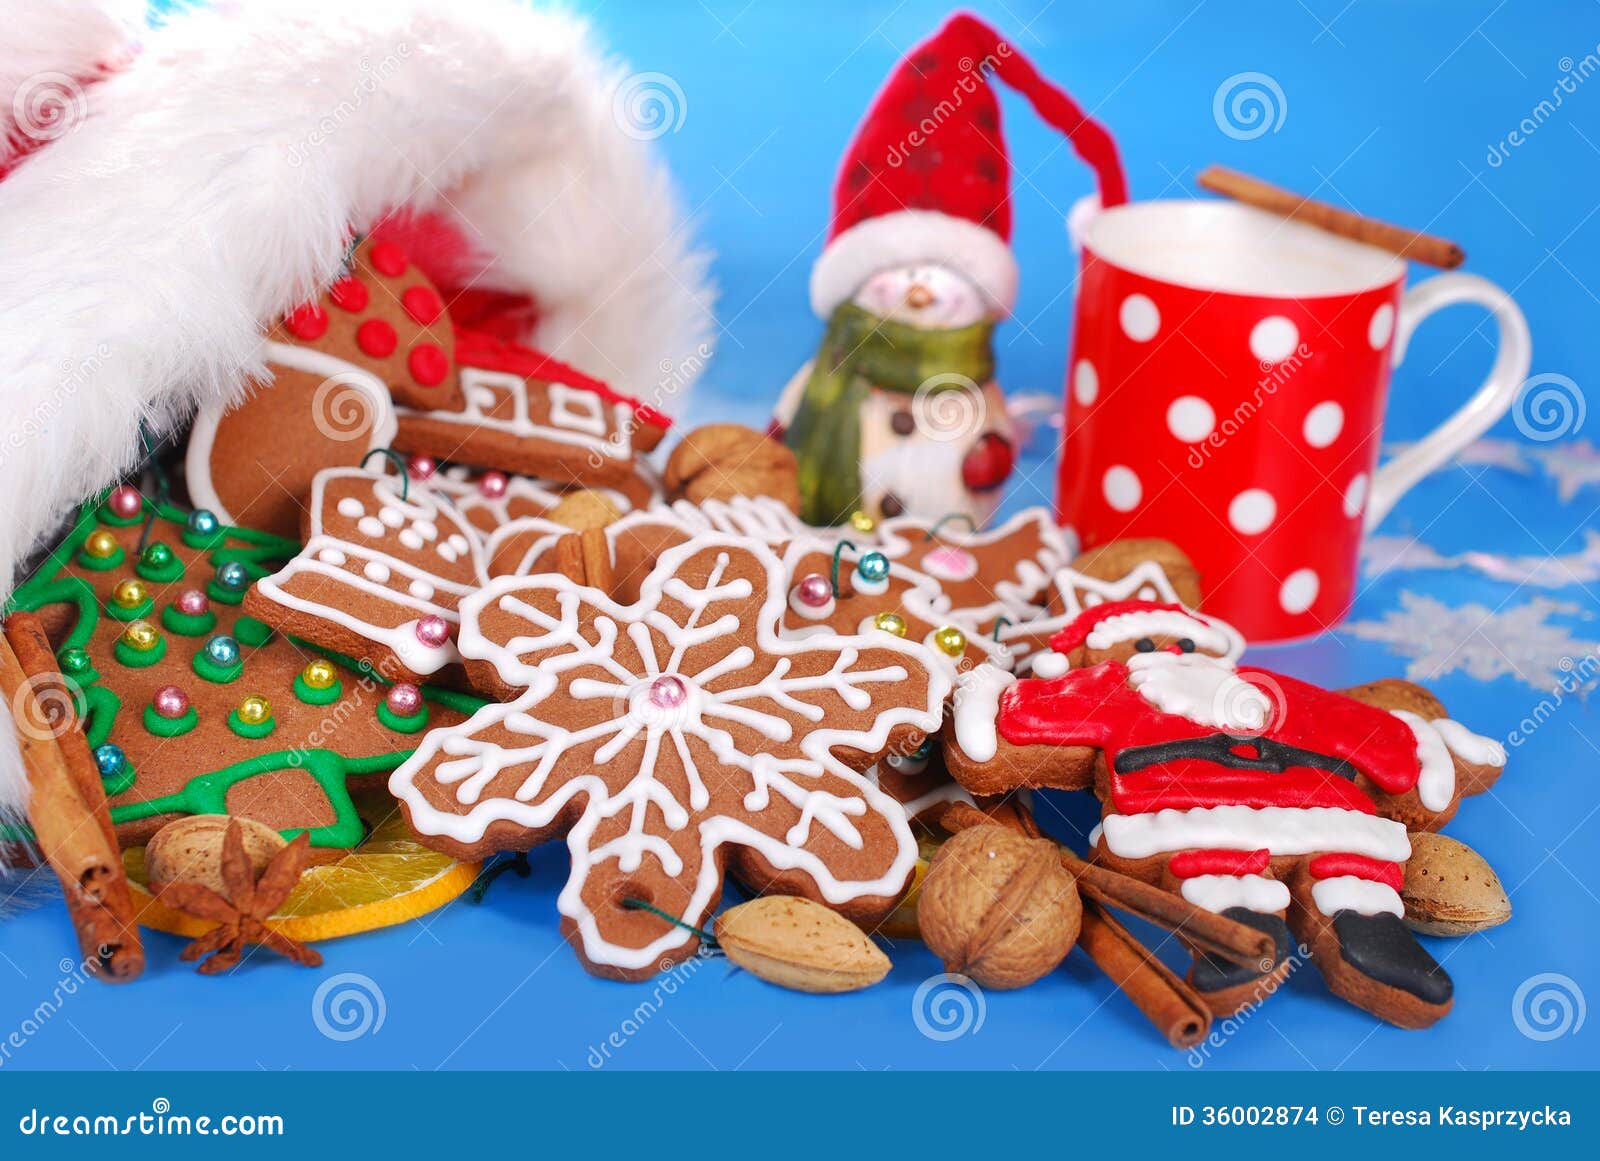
[809,11,1127,318]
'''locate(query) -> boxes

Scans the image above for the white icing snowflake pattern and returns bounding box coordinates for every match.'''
[1342,591,1600,689]
[1363,530,1600,588]
[389,536,948,974]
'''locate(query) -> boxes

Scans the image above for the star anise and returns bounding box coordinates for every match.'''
[156,820,324,974]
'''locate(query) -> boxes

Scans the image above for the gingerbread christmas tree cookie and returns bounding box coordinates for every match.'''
[390,535,949,979]
[5,487,479,850]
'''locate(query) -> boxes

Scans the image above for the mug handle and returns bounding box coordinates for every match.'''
[1364,272,1531,531]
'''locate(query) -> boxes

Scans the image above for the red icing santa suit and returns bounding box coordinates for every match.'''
[989,600,1503,921]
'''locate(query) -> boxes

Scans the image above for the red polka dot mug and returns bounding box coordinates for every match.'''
[1057,199,1531,642]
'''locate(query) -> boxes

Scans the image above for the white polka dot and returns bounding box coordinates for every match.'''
[1368,303,1395,350]
[378,506,405,528]
[1343,472,1369,519]
[399,529,424,551]
[1073,360,1099,405]
[1102,465,1142,512]
[1120,294,1160,342]
[1303,401,1345,448]
[1228,489,1277,535]
[409,579,435,600]
[317,548,346,566]
[363,560,391,583]
[1280,569,1320,614]
[357,516,385,538]
[1166,396,1215,442]
[1250,316,1298,364]
[336,498,364,519]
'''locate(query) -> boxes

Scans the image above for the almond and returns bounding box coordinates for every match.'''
[1402,832,1511,936]
[145,814,287,897]
[714,896,891,993]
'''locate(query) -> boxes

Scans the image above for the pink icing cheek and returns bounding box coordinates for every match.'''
[923,545,979,582]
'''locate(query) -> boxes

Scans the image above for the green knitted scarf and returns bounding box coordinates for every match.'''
[784,302,995,526]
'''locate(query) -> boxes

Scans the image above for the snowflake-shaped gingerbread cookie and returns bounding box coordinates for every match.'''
[390,535,949,979]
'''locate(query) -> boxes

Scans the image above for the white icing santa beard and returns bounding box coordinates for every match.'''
[853,264,989,328]
[1124,651,1274,733]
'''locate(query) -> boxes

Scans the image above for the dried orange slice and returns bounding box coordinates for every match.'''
[877,828,944,940]
[125,803,477,942]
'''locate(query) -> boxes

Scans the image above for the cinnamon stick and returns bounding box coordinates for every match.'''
[1197,164,1465,269]
[1078,897,1211,1050]
[1,613,143,982]
[578,527,614,597]
[942,801,1269,968]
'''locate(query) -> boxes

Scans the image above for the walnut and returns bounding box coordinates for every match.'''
[663,423,801,512]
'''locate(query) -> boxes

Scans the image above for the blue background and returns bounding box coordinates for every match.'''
[3,0,1598,1072]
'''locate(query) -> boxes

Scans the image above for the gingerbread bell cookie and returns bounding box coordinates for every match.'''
[389,535,950,979]
[944,553,1507,1028]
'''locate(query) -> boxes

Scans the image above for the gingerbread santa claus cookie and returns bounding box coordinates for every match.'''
[389,535,949,979]
[943,561,1506,1028]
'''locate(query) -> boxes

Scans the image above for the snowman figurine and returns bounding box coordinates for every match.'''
[774,261,1015,528]
[765,14,1126,530]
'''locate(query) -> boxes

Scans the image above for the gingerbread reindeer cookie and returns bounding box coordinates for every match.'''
[944,559,1505,1028]
[389,535,949,979]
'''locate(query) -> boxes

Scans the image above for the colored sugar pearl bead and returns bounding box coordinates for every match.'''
[856,552,890,585]
[236,695,272,726]
[477,471,509,500]
[848,510,877,534]
[414,616,450,648]
[175,589,209,617]
[301,659,338,690]
[107,485,142,519]
[648,675,688,709]
[142,542,175,569]
[933,625,967,657]
[59,647,91,675]
[112,579,148,609]
[94,743,127,778]
[386,683,423,716]
[187,510,219,537]
[793,573,832,609]
[83,530,119,559]
[407,455,437,480]
[215,561,249,591]
[873,612,907,637]
[122,620,160,651]
[152,685,190,719]
[205,635,240,667]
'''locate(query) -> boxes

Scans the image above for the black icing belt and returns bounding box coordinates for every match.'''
[1112,734,1361,780]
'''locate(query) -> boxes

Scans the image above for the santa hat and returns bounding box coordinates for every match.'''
[809,11,1127,318]
[1050,600,1239,659]
[0,0,711,836]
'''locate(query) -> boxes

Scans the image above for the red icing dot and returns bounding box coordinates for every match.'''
[329,277,370,312]
[284,303,328,341]
[369,241,409,278]
[356,319,398,357]
[401,285,443,325]
[408,343,449,386]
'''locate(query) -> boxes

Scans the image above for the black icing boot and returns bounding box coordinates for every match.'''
[1188,908,1292,1016]
[1331,911,1454,1015]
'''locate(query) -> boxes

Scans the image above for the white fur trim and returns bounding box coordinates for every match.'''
[809,209,1017,317]
[0,0,711,820]
[0,0,139,168]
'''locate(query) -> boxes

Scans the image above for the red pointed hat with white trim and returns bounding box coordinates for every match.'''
[809,11,1128,318]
